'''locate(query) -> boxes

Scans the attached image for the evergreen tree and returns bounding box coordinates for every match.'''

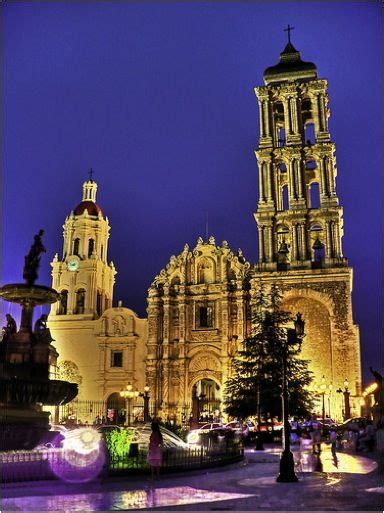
[225,282,314,420]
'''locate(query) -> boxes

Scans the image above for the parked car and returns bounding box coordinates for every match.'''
[225,420,256,437]
[338,417,367,432]
[187,423,226,444]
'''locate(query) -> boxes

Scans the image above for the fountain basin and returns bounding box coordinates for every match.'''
[0,378,78,406]
[0,284,60,305]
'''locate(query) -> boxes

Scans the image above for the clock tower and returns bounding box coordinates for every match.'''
[50,178,116,320]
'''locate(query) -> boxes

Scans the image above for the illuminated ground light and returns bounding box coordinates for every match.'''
[50,427,105,483]
[0,487,256,511]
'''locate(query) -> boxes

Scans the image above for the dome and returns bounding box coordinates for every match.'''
[74,200,104,217]
[263,42,317,85]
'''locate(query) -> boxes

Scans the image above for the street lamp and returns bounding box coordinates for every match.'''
[328,383,333,419]
[276,312,305,483]
[319,375,327,434]
[337,378,351,421]
[141,384,150,423]
[120,383,139,426]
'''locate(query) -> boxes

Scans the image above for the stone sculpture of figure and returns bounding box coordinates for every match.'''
[33,314,54,344]
[2,314,17,341]
[369,366,383,407]
[23,229,46,286]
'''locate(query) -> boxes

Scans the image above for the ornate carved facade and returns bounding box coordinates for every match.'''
[146,237,251,423]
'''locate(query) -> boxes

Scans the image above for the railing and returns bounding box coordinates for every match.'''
[0,440,243,483]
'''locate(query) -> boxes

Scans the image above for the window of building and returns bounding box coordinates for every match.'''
[281,184,289,211]
[196,303,214,329]
[75,288,85,314]
[58,290,68,315]
[97,291,102,316]
[88,238,95,258]
[309,182,320,209]
[304,123,316,145]
[73,238,80,256]
[111,351,123,368]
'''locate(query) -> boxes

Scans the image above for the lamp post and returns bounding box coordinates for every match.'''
[120,383,139,426]
[276,312,305,483]
[319,375,327,434]
[142,384,150,422]
[328,383,333,419]
[337,378,350,421]
[255,364,264,451]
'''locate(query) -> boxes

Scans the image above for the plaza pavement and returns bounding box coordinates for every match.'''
[1,445,383,512]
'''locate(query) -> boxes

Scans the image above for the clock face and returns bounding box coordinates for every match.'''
[67,259,79,271]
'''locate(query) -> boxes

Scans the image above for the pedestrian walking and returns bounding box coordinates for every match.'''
[329,426,337,457]
[311,422,322,454]
[147,421,164,480]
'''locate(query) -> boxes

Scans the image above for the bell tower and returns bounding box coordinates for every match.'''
[254,29,344,269]
[253,30,361,416]
[50,176,116,320]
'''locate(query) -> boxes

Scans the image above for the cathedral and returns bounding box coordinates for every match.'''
[48,39,361,425]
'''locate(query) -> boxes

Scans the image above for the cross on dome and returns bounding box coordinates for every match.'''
[284,24,294,43]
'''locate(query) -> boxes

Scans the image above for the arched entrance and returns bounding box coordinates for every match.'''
[191,378,222,425]
[106,392,126,424]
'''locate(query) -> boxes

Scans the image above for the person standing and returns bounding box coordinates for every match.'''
[147,421,164,480]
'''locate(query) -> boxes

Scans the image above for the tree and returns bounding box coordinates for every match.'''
[225,282,314,420]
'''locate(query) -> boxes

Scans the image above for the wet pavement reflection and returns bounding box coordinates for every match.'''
[1,446,381,512]
[1,486,255,512]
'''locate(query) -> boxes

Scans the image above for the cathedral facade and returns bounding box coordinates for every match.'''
[48,40,361,425]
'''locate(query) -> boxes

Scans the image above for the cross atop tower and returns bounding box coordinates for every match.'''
[284,24,294,44]
[88,168,94,182]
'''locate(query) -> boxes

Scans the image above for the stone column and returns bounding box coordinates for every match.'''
[299,223,307,260]
[265,162,272,202]
[287,157,296,202]
[291,225,298,261]
[258,159,265,202]
[258,100,265,138]
[265,225,273,262]
[325,222,332,258]
[283,99,292,136]
[263,100,271,137]
[258,227,265,261]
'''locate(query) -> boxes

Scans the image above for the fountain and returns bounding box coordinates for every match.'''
[0,230,78,450]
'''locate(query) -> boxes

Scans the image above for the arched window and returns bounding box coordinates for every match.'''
[197,258,214,284]
[58,290,68,315]
[88,239,95,258]
[281,185,289,211]
[273,102,285,146]
[97,291,102,316]
[309,182,320,209]
[301,97,312,125]
[75,288,85,314]
[277,127,286,147]
[304,123,316,145]
[100,245,104,260]
[73,238,80,256]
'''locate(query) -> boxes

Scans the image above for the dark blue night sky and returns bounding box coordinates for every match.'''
[1,2,382,385]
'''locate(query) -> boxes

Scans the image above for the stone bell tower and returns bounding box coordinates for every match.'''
[50,176,116,320]
[253,29,361,418]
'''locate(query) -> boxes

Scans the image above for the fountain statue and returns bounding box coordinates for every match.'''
[0,231,78,450]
